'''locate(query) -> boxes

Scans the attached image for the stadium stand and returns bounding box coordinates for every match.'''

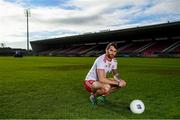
[0,48,28,56]
[141,40,176,56]
[31,21,180,57]
[167,41,180,54]
[172,45,180,52]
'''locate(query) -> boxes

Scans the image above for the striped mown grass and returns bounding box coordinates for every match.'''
[0,56,179,119]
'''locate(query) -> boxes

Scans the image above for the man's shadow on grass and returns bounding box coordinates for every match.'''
[98,100,131,114]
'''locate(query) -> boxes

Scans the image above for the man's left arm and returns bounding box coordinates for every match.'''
[112,69,126,87]
[112,69,121,81]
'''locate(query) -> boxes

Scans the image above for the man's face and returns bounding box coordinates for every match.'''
[106,46,117,59]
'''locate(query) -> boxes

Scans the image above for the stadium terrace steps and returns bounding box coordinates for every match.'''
[78,46,97,54]
[164,41,180,52]
[141,40,176,55]
[65,46,85,54]
[120,42,149,53]
[118,43,133,51]
[36,40,180,57]
[172,44,180,52]
[137,42,156,53]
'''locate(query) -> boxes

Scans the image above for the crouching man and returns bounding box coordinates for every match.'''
[83,42,126,105]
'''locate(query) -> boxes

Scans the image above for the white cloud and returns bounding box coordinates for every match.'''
[144,0,180,15]
[0,0,180,49]
[0,0,26,46]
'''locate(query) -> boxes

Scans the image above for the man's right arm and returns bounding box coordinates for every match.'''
[97,69,120,86]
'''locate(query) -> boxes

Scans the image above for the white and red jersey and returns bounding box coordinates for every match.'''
[85,54,117,81]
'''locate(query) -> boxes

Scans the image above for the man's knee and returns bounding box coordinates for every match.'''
[102,84,111,94]
[92,82,113,95]
[91,81,101,89]
[121,80,127,88]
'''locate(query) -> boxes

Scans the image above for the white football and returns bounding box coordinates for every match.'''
[130,99,145,114]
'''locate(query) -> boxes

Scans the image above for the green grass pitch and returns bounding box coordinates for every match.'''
[0,56,179,119]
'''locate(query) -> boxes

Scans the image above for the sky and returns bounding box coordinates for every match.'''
[0,0,180,49]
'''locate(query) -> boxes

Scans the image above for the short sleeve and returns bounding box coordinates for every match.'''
[96,58,105,69]
[112,60,117,69]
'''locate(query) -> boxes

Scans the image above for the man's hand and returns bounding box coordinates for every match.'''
[116,79,126,87]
